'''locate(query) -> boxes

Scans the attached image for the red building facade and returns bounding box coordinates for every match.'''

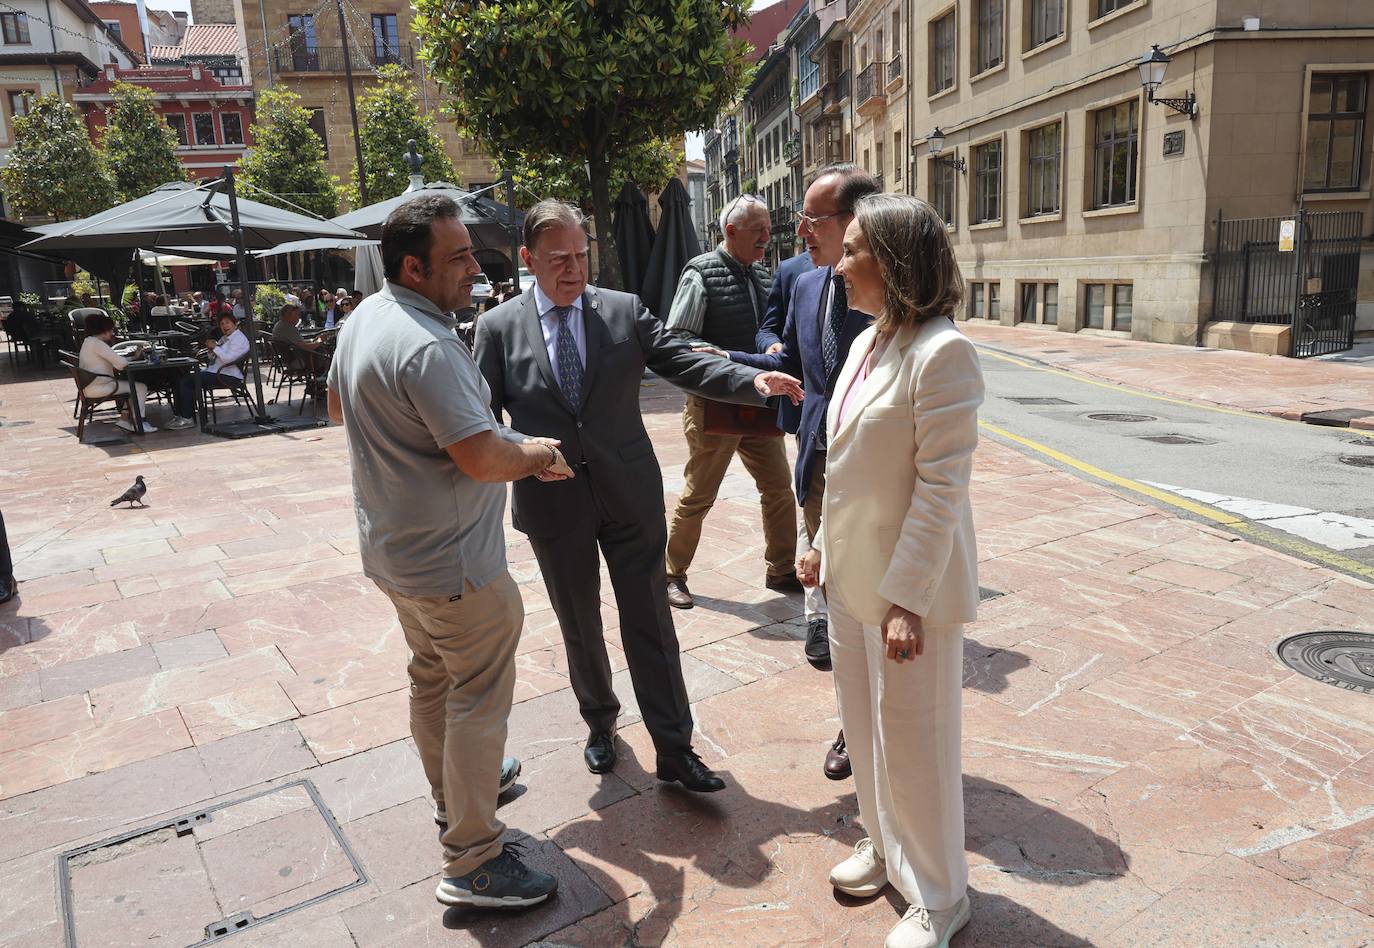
[74,63,254,179]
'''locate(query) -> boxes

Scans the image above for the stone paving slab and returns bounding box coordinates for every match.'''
[962,321,1374,428]
[2,356,1374,945]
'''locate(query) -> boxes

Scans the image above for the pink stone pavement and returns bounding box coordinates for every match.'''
[2,353,1374,946]
[961,321,1374,428]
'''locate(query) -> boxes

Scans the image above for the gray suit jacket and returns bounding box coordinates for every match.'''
[474,285,765,538]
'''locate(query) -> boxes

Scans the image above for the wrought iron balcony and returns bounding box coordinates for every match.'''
[856,62,886,116]
[821,70,849,114]
[783,135,802,167]
[886,54,903,90]
[272,45,414,74]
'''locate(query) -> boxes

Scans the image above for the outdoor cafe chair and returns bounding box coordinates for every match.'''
[60,350,130,441]
[203,351,255,426]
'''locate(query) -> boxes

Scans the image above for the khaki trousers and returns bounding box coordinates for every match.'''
[666,395,797,580]
[380,571,523,878]
[828,583,968,911]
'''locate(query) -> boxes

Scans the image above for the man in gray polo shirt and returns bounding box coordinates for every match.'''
[328,193,572,911]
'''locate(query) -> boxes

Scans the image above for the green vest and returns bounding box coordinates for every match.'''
[682,246,772,352]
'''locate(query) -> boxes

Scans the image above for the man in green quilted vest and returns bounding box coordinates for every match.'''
[663,194,801,610]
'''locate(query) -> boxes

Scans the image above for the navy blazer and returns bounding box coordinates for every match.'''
[755,252,815,434]
[729,264,872,504]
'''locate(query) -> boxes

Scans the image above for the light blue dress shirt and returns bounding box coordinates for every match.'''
[533,282,587,389]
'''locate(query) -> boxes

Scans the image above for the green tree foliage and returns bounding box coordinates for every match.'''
[0,94,114,220]
[347,64,458,206]
[414,0,752,288]
[253,281,287,322]
[506,136,683,210]
[239,88,339,219]
[100,81,186,203]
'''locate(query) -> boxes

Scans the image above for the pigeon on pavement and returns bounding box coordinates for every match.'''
[110,476,147,508]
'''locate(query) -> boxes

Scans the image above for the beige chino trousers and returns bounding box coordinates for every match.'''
[380,571,523,878]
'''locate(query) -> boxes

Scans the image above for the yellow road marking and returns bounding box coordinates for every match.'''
[979,420,1374,584]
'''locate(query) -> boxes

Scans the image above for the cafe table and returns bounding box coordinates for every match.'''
[118,354,202,435]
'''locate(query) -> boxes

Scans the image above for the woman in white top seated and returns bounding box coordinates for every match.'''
[167,311,250,429]
[78,312,155,433]
[799,194,984,948]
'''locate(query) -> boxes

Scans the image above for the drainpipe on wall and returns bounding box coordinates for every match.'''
[258,0,272,83]
[42,0,61,95]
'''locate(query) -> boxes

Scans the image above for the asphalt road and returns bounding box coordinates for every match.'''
[975,345,1374,580]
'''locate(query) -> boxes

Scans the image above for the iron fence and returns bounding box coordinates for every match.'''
[272,45,413,73]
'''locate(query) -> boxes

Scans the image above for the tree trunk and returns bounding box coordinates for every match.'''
[587,152,622,291]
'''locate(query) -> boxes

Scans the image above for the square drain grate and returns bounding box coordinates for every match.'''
[58,780,367,947]
[978,586,1005,602]
[1004,397,1076,406]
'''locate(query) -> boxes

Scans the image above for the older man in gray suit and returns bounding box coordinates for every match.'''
[475,200,802,793]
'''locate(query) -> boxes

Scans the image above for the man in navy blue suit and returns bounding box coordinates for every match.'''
[728,164,880,781]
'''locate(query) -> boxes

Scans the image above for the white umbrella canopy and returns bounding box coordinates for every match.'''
[331,182,520,248]
[354,244,385,295]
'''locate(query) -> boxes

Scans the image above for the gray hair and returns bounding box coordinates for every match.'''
[523,199,587,251]
[718,194,768,233]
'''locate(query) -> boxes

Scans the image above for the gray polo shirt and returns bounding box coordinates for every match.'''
[328,281,512,597]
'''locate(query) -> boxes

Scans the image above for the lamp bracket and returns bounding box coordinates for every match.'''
[1149,90,1198,119]
[935,155,967,174]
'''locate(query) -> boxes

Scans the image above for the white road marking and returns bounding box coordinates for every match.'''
[1147,482,1374,551]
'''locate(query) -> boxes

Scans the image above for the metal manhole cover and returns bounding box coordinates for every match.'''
[1041,349,1068,353]
[1339,455,1374,468]
[1005,397,1075,406]
[1086,412,1158,423]
[59,780,367,947]
[1276,631,1374,694]
[1141,434,1211,445]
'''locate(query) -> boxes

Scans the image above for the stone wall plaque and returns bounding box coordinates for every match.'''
[1163,130,1185,157]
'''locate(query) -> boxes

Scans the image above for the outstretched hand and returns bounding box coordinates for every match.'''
[526,437,575,481]
[754,371,805,405]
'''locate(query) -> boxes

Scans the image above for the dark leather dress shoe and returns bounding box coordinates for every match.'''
[584,730,617,774]
[765,571,804,593]
[656,749,725,792]
[824,731,850,781]
[804,617,831,670]
[666,578,694,610]
[0,575,14,605]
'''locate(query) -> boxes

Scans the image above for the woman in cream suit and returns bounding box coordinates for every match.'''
[797,193,983,948]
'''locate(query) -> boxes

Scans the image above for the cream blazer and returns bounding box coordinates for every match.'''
[816,316,984,627]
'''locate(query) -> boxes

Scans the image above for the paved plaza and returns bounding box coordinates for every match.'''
[2,347,1374,947]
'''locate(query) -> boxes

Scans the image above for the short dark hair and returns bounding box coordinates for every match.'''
[84,312,114,335]
[381,193,462,281]
[522,200,586,252]
[815,163,881,214]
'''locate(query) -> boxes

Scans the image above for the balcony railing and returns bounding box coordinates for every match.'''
[783,135,802,167]
[856,62,886,114]
[887,54,903,88]
[821,70,849,113]
[272,45,414,74]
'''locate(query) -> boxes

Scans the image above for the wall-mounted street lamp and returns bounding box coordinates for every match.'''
[1138,45,1198,119]
[928,128,967,173]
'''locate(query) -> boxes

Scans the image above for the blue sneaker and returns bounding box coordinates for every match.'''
[435,842,558,908]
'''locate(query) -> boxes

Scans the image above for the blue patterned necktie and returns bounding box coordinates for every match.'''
[554,305,583,406]
[821,273,846,379]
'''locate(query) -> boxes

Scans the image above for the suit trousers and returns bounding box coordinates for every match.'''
[828,583,967,912]
[666,395,797,580]
[530,514,695,754]
[380,572,523,878]
[800,451,827,620]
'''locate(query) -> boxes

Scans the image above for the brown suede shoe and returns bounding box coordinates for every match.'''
[666,577,694,609]
[824,731,850,780]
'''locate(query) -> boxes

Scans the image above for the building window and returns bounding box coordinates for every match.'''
[798,23,820,101]
[103,19,122,40]
[975,0,1003,75]
[876,141,885,183]
[1304,74,1367,192]
[308,108,329,157]
[166,113,188,145]
[931,157,956,226]
[1094,0,1132,17]
[1,12,30,44]
[288,14,317,69]
[7,90,33,119]
[213,66,244,85]
[1092,100,1138,208]
[894,131,903,184]
[193,112,216,145]
[1085,282,1132,331]
[1019,282,1058,325]
[220,112,244,146]
[892,10,901,56]
[929,10,955,95]
[969,281,1001,319]
[973,140,1002,223]
[1028,0,1063,48]
[1024,121,1061,217]
[372,13,400,62]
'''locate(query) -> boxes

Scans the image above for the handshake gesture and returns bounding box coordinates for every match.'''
[525,437,575,482]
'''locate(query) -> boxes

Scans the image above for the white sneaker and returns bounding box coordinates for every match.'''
[141,422,158,433]
[829,837,887,896]
[114,419,135,432]
[165,416,196,430]
[885,895,970,948]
